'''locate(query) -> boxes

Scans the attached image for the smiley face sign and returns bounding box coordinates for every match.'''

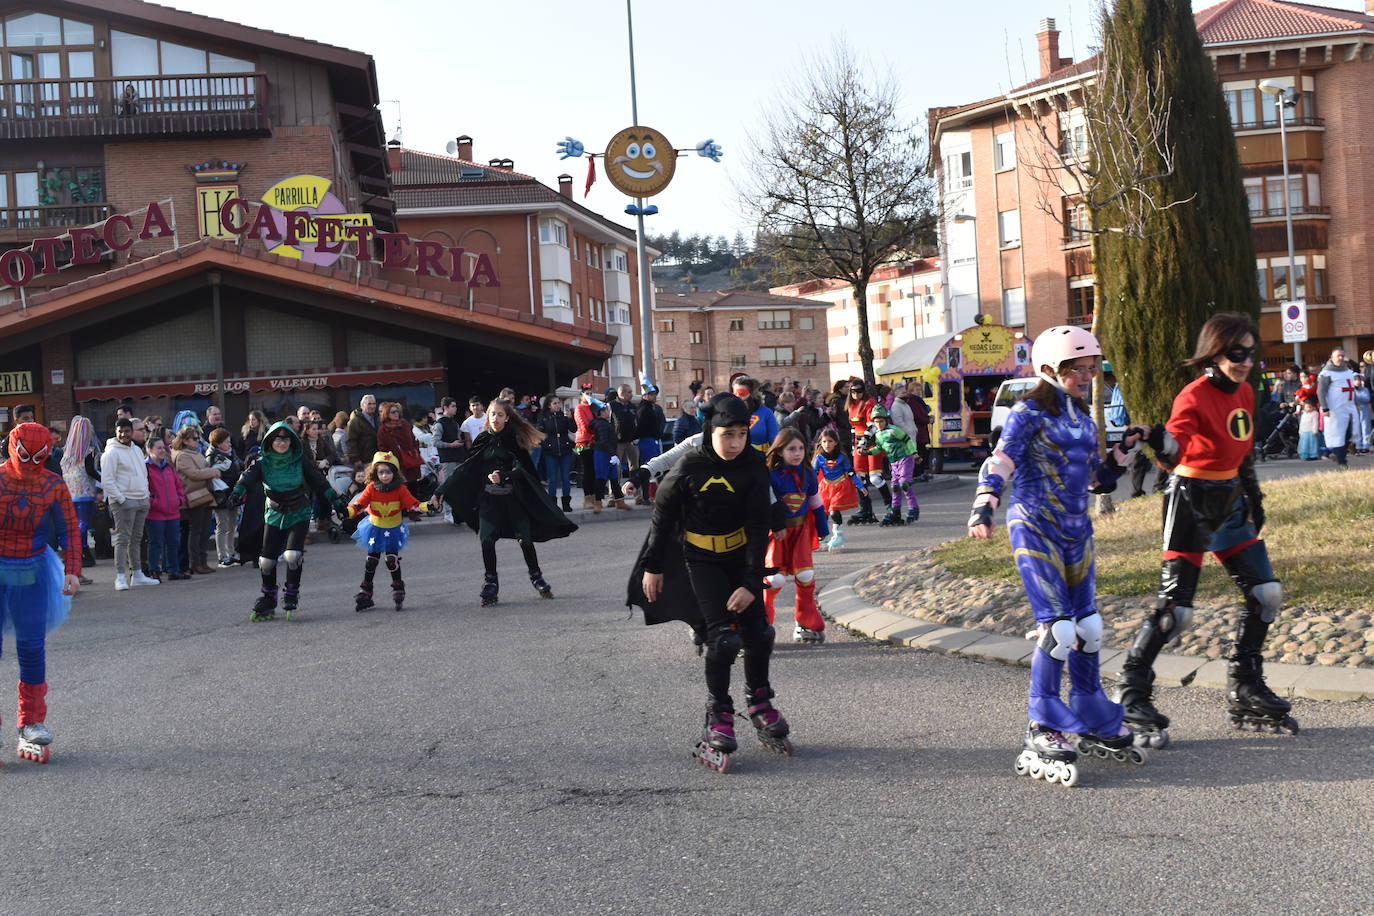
[604,125,677,198]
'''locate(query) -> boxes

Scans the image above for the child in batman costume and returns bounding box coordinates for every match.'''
[439,399,576,606]
[347,451,432,611]
[628,393,792,773]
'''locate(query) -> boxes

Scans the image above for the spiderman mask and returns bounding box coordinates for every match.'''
[7,422,52,478]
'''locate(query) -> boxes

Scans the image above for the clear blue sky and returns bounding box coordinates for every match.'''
[169,0,1365,240]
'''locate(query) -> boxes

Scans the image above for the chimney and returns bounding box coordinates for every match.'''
[1037,18,1061,78]
[558,174,573,198]
[456,135,473,161]
[386,139,401,173]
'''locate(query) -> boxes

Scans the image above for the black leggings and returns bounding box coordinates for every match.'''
[685,559,773,700]
[481,540,540,577]
[261,520,308,561]
[579,449,597,497]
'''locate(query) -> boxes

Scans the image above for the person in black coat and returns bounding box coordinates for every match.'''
[536,394,576,513]
[438,399,576,606]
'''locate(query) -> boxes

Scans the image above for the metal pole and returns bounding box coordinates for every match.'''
[1277,91,1300,368]
[210,272,226,415]
[626,0,654,386]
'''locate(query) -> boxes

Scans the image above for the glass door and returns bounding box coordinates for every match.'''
[10,52,35,118]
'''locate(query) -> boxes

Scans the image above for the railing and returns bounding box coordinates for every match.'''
[0,73,269,139]
[1250,204,1330,218]
[1065,313,1093,328]
[1232,115,1324,130]
[759,359,795,367]
[757,321,792,330]
[1263,295,1335,307]
[0,202,111,233]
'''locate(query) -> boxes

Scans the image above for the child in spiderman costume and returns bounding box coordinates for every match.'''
[347,451,432,612]
[812,427,865,552]
[763,428,829,644]
[0,422,82,764]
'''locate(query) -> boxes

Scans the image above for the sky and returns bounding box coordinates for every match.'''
[166,0,1367,240]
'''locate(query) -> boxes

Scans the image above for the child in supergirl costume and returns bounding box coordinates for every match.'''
[439,399,576,607]
[348,451,431,612]
[763,428,829,644]
[0,423,81,764]
[629,393,792,773]
[813,427,865,552]
[231,422,344,621]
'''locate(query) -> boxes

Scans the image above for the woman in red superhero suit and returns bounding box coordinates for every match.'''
[0,422,81,764]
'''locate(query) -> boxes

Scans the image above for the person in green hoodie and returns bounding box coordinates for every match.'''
[231,421,343,620]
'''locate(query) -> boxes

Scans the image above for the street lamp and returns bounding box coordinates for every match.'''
[1258,78,1301,367]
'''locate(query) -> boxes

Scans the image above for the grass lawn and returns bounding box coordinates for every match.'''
[931,468,1374,612]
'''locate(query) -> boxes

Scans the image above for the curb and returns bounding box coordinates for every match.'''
[817,568,1374,702]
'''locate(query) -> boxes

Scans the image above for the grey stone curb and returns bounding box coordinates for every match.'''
[817,568,1374,702]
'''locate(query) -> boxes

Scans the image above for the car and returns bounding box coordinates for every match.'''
[989,378,1124,451]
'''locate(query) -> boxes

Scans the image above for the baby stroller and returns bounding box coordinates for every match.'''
[325,464,361,543]
[1257,406,1298,461]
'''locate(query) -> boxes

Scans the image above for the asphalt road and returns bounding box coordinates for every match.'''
[6,455,1374,915]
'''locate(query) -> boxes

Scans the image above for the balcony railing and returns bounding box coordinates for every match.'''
[758,321,792,330]
[0,73,269,140]
[1232,115,1324,131]
[759,359,795,367]
[1250,204,1330,218]
[1065,313,1093,328]
[0,203,111,237]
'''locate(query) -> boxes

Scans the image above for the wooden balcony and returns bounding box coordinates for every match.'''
[0,203,111,243]
[0,73,269,140]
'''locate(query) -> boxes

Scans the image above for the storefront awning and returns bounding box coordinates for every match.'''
[73,363,445,401]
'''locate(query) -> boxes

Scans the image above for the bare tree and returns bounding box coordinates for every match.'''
[740,40,934,386]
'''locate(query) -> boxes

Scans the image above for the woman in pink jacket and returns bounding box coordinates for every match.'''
[144,438,187,580]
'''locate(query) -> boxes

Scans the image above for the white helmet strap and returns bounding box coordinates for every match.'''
[1037,367,1080,422]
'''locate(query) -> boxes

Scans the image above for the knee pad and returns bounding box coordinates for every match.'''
[1250,580,1282,623]
[868,472,886,489]
[364,554,380,571]
[1074,612,1104,654]
[258,556,277,575]
[705,630,743,665]
[1152,599,1193,641]
[384,553,400,572]
[1038,617,1077,662]
[795,569,815,586]
[766,573,787,591]
[283,550,304,570]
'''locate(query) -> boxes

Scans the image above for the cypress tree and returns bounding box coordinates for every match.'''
[1095,0,1258,425]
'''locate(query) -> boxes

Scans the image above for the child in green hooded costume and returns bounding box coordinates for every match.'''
[231,421,344,620]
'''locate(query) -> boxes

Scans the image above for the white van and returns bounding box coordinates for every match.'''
[989,378,1124,449]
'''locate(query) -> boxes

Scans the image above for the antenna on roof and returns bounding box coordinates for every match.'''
[381,99,402,146]
[445,140,458,155]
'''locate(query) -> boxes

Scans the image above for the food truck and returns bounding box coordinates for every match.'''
[878,321,1033,472]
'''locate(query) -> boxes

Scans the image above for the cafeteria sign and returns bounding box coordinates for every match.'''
[257,175,373,267]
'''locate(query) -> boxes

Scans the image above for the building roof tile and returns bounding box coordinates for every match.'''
[1196,0,1374,43]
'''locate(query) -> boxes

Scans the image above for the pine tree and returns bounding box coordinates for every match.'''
[1095,0,1258,425]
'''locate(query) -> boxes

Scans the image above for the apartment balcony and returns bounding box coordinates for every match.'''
[0,74,269,140]
[759,359,794,367]
[1249,204,1330,221]
[0,202,111,243]
[1232,115,1324,132]
[1065,312,1093,328]
[758,320,791,330]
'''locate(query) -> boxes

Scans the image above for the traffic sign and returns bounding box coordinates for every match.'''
[1281,299,1308,344]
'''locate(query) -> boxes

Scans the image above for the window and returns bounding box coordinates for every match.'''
[659,318,675,332]
[1068,280,1095,324]
[575,292,582,316]
[994,130,1016,171]
[943,150,973,190]
[759,347,794,366]
[1058,110,1088,159]
[538,218,568,246]
[1064,201,1090,241]
[802,353,817,366]
[691,368,706,382]
[799,315,814,331]
[998,209,1021,247]
[587,245,601,269]
[1001,288,1026,326]
[663,358,677,371]
[689,330,703,344]
[4,12,61,46]
[1246,174,1315,217]
[728,318,744,332]
[610,250,628,271]
[572,237,580,261]
[757,310,791,330]
[731,354,747,368]
[1223,76,1315,128]
[665,398,679,410]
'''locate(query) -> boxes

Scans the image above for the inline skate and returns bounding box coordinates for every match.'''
[16,723,51,764]
[905,506,920,523]
[479,572,499,607]
[826,525,846,552]
[1115,668,1171,749]
[1015,722,1078,787]
[392,580,405,611]
[1075,729,1148,765]
[693,699,737,773]
[745,687,793,756]
[792,625,824,644]
[529,569,554,599]
[250,587,277,622]
[355,582,374,612]
[281,583,299,620]
[879,510,904,527]
[1227,657,1299,734]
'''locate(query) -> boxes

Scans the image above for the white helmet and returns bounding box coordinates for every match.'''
[1031,326,1102,379]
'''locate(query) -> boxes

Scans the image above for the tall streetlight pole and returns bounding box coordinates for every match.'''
[1259,79,1301,367]
[625,0,655,386]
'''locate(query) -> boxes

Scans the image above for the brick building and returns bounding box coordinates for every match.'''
[769,258,944,384]
[390,137,654,394]
[651,289,830,409]
[0,1,613,428]
[931,1,1374,365]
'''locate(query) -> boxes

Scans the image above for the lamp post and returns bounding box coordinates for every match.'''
[1259,79,1301,367]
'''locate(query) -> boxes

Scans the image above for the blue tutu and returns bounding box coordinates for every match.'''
[0,548,70,636]
[352,517,409,554]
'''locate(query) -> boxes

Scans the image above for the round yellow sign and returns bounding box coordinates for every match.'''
[604,125,676,198]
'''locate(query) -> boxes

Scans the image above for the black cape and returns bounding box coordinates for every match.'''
[438,428,577,543]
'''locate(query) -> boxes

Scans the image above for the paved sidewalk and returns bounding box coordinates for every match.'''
[818,568,1374,702]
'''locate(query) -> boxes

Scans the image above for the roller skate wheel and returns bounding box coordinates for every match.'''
[1014,751,1031,776]
[693,742,731,774]
[1059,763,1078,787]
[1149,729,1170,749]
[1092,744,1109,759]
[1280,717,1300,735]
[17,741,49,764]
[1128,746,1148,765]
[1028,759,1045,780]
[1044,762,1061,784]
